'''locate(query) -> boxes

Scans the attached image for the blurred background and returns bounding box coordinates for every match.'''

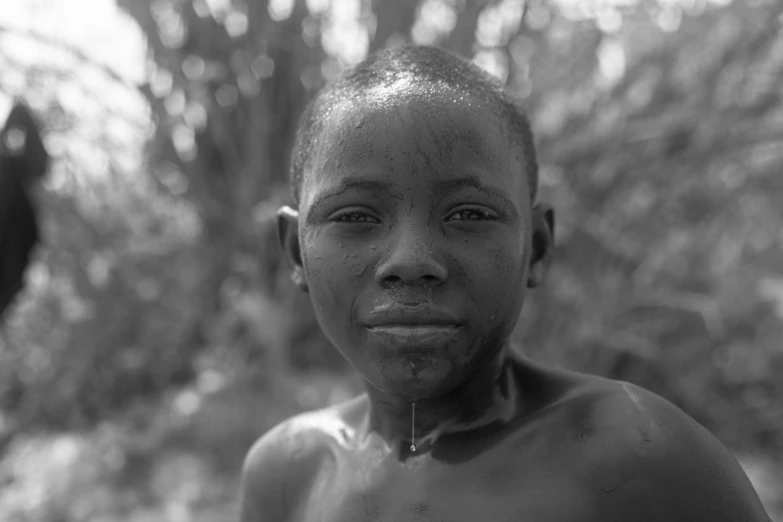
[0,0,781,520]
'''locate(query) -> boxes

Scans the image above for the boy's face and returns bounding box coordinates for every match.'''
[279,85,553,399]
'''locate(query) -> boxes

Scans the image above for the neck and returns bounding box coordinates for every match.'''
[364,353,519,454]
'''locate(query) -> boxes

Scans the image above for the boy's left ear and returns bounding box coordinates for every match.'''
[276,206,308,292]
[527,203,555,288]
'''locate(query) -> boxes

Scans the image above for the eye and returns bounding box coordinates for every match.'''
[446,207,497,222]
[331,210,380,224]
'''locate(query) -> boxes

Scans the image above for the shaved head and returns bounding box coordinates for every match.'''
[288,45,538,205]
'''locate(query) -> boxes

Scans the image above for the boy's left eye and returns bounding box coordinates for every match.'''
[446,207,496,221]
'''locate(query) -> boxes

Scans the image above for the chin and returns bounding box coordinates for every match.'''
[369,358,466,399]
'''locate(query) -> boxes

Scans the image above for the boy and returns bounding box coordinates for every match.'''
[240,45,771,521]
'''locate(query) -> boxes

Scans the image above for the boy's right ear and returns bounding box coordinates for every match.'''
[276,206,308,292]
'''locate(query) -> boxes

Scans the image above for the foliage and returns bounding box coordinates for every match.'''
[0,0,782,520]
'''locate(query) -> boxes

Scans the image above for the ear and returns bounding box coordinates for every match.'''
[276,206,308,292]
[527,203,555,289]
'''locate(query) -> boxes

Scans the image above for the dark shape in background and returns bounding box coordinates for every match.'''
[0,103,48,320]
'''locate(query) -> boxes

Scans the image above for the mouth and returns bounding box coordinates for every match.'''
[365,324,460,346]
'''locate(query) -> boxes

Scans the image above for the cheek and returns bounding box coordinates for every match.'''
[488,245,526,314]
[461,236,524,283]
[453,234,527,316]
[300,230,372,315]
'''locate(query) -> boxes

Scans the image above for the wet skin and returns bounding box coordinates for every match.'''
[293,89,541,402]
[241,85,772,521]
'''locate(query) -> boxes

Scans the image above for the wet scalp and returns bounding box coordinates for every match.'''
[289,45,538,205]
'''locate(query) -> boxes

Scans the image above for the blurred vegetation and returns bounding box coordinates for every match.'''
[0,0,782,520]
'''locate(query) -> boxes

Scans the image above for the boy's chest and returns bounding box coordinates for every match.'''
[295,452,601,522]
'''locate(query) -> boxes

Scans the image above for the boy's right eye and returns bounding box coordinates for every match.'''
[330,210,380,224]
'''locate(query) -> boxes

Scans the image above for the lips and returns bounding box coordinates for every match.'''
[364,304,460,326]
[365,324,459,347]
[363,305,461,347]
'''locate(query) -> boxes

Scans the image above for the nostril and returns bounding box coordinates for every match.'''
[383,275,402,287]
[421,275,440,286]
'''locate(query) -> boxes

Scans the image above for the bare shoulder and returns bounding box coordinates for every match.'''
[574,376,772,522]
[239,398,362,522]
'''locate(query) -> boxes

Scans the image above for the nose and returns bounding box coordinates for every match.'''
[374,226,447,288]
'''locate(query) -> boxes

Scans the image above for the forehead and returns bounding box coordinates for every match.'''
[301,81,528,207]
[325,78,504,152]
